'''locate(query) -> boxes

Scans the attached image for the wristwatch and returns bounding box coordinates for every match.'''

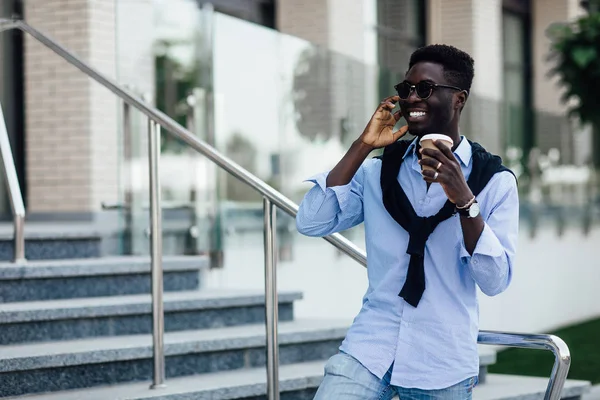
[456,200,480,218]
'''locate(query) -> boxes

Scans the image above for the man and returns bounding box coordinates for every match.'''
[296,44,519,399]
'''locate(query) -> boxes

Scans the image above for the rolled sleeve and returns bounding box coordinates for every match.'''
[460,172,519,296]
[460,224,510,296]
[304,172,354,213]
[296,165,367,237]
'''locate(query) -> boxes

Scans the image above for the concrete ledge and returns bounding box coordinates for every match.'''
[0,290,303,345]
[0,290,303,324]
[0,256,208,303]
[0,319,349,373]
[474,373,591,400]
[4,364,590,400]
[0,320,347,397]
[0,256,208,279]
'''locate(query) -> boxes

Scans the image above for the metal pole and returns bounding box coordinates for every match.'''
[148,119,166,389]
[0,101,25,263]
[263,197,280,400]
[543,335,571,400]
[477,331,571,400]
[122,100,133,254]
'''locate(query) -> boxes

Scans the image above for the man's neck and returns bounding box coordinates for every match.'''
[445,130,461,151]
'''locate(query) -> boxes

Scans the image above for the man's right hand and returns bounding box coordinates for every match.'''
[325,97,409,188]
[359,95,409,149]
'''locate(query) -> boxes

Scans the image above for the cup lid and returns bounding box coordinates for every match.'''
[419,134,453,145]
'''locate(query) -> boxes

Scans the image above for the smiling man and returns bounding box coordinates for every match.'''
[296,44,519,399]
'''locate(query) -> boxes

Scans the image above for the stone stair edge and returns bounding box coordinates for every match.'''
[0,290,304,323]
[2,365,591,400]
[0,319,500,374]
[0,255,209,279]
[0,319,351,373]
[475,373,591,400]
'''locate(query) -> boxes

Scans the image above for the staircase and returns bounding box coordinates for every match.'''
[0,18,594,400]
[0,229,591,399]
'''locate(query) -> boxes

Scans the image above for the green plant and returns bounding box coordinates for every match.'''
[547,4,600,166]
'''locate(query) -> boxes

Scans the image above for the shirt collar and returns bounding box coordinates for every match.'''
[402,135,472,167]
[453,136,472,167]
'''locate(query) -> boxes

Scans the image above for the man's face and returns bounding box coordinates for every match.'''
[398,62,458,137]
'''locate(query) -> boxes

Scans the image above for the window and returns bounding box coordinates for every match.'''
[502,2,533,157]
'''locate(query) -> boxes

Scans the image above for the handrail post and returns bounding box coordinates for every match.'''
[122,99,133,255]
[263,197,280,400]
[544,335,571,400]
[0,101,26,263]
[13,215,25,262]
[148,119,166,389]
[477,331,571,400]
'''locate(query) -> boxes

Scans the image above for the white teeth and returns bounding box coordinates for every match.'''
[410,111,426,117]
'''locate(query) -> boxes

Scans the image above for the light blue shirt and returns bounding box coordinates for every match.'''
[296,137,519,389]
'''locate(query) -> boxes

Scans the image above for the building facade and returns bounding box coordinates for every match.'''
[0,0,591,224]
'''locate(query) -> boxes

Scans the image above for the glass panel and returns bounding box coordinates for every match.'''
[205,12,383,317]
[112,2,600,323]
[116,0,208,257]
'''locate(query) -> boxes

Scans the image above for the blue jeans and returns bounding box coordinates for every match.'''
[313,352,477,400]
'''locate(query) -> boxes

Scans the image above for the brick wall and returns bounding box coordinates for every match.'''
[24,0,96,215]
[23,0,159,219]
[276,0,329,49]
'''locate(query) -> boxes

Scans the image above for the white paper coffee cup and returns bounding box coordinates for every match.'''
[419,134,453,171]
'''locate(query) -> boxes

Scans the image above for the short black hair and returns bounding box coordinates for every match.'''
[408,44,474,92]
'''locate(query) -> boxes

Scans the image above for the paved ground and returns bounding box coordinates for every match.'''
[583,385,600,400]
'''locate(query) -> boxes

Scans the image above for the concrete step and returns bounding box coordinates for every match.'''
[0,290,302,345]
[475,373,591,400]
[0,318,504,398]
[582,384,600,400]
[0,256,207,303]
[0,224,103,261]
[0,319,349,397]
[3,364,590,400]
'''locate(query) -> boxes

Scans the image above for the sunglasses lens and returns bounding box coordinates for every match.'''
[416,82,433,99]
[397,82,412,99]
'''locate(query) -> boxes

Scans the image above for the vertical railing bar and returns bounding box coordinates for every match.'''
[148,119,166,389]
[122,100,133,254]
[263,197,280,400]
[544,336,571,400]
[0,101,25,263]
[478,331,571,400]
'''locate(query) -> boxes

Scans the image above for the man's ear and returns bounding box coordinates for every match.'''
[455,90,468,111]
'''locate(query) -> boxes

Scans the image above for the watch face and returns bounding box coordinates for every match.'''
[468,202,480,218]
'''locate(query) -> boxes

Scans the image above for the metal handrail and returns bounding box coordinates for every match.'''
[2,18,367,266]
[0,98,25,263]
[478,331,571,400]
[0,17,571,400]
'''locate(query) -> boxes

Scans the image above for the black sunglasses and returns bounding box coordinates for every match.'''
[394,80,466,100]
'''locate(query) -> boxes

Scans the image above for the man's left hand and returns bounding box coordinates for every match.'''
[419,140,474,207]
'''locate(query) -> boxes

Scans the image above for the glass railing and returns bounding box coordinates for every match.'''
[113,0,600,324]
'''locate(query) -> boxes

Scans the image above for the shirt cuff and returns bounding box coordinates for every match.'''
[460,223,504,262]
[304,172,354,211]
